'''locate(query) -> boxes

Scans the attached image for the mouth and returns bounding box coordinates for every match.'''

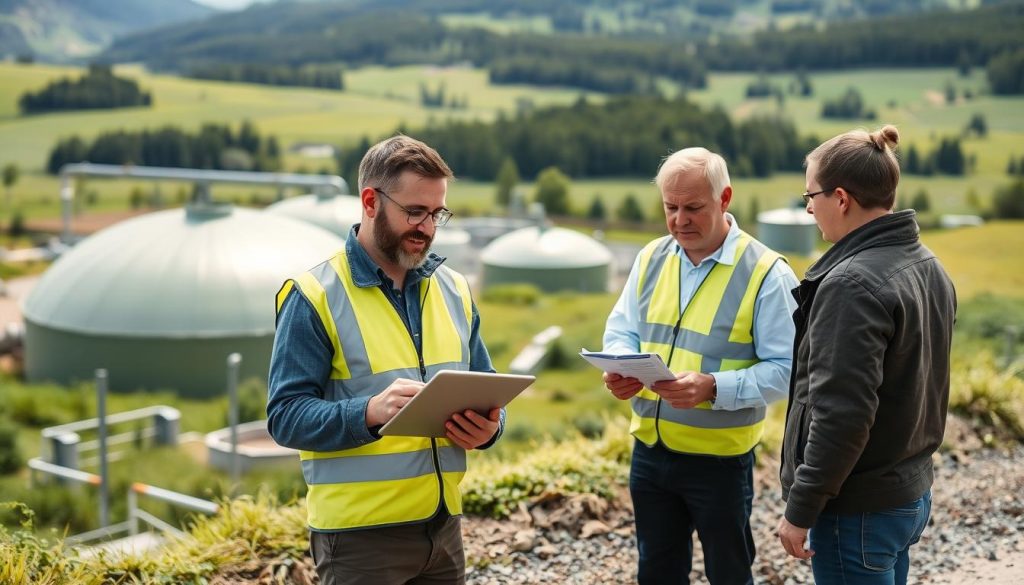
[403,233,430,248]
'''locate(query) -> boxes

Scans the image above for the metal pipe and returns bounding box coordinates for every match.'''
[131,482,219,515]
[96,369,109,528]
[58,163,348,193]
[227,353,242,486]
[27,457,100,485]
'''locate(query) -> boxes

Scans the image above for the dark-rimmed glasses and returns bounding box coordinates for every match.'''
[802,187,836,205]
[374,188,454,227]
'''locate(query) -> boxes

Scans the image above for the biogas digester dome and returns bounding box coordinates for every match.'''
[22,204,345,397]
[481,226,612,293]
[264,192,362,237]
[264,193,473,272]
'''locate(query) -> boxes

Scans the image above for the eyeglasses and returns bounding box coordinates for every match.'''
[802,187,836,205]
[373,188,453,227]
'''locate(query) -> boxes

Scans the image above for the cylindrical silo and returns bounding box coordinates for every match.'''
[756,208,820,257]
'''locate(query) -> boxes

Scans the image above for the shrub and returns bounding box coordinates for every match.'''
[993,180,1024,219]
[572,412,606,439]
[462,421,630,518]
[949,354,1024,441]
[0,417,21,474]
[481,284,542,306]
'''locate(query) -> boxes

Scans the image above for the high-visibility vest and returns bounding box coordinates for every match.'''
[277,250,474,531]
[631,231,784,456]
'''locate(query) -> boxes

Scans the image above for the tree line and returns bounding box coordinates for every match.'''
[188,63,344,90]
[337,95,817,183]
[101,3,1024,94]
[46,121,281,175]
[19,64,151,114]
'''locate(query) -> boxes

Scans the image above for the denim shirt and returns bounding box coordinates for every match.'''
[267,224,501,453]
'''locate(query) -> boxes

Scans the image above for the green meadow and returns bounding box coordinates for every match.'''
[0,63,1021,225]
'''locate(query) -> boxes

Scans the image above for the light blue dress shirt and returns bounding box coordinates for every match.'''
[602,213,798,411]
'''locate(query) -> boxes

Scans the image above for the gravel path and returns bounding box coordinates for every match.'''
[463,443,1024,585]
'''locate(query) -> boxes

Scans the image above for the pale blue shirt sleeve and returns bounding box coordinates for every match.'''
[602,252,643,354]
[710,260,799,411]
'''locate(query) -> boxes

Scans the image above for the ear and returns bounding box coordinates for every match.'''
[360,187,379,218]
[719,185,733,212]
[834,187,853,214]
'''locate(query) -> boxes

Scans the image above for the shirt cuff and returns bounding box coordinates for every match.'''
[710,371,738,411]
[343,395,378,446]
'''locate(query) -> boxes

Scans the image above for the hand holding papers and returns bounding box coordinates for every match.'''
[579,348,676,388]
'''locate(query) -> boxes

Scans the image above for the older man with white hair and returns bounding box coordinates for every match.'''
[602,147,798,584]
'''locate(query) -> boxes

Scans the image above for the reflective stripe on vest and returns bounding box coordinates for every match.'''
[631,231,783,456]
[278,251,474,530]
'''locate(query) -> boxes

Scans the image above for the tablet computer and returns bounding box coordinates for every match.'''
[378,370,535,438]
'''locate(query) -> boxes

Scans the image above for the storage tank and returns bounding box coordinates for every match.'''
[21,203,345,397]
[756,208,819,257]
[480,226,612,292]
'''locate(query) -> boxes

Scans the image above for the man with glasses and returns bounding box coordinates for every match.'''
[268,135,503,585]
[601,147,798,584]
[777,126,955,585]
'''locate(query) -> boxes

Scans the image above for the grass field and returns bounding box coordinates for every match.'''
[1,63,1021,227]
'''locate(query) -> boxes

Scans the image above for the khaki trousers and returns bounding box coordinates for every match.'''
[310,512,465,585]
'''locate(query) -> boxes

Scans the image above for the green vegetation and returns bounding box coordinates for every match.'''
[46,120,281,174]
[189,63,345,91]
[19,65,151,114]
[462,422,630,518]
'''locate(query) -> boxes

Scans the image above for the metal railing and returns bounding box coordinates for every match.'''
[27,458,219,548]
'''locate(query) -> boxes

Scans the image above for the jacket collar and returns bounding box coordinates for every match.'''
[345,224,446,289]
[804,209,920,282]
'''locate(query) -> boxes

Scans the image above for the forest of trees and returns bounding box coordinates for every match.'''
[821,88,876,120]
[337,95,816,183]
[188,63,344,90]
[902,139,967,176]
[46,121,281,174]
[101,3,1024,94]
[987,48,1024,95]
[19,64,151,114]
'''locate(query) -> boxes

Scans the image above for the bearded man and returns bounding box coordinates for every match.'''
[268,135,503,585]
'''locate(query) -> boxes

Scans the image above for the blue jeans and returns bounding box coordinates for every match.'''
[630,440,755,585]
[809,491,932,585]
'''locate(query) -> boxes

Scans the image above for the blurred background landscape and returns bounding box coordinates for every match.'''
[0,1,1022,583]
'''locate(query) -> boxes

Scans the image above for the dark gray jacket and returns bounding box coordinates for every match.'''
[781,210,956,528]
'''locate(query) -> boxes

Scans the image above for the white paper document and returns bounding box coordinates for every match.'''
[579,348,676,388]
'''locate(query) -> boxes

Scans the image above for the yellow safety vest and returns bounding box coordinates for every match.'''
[277,250,474,530]
[631,231,783,456]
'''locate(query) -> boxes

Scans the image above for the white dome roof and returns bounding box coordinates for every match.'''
[264,193,363,238]
[23,205,344,337]
[480,226,612,269]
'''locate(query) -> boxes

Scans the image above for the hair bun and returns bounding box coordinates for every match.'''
[870,125,900,151]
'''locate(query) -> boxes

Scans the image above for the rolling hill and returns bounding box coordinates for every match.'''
[0,0,215,62]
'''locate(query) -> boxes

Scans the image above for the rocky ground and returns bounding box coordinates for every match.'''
[463,428,1024,584]
[211,418,1023,584]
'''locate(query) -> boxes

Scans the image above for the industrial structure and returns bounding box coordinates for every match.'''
[480,226,613,293]
[756,207,820,257]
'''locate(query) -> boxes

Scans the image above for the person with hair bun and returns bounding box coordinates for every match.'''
[776,126,957,585]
